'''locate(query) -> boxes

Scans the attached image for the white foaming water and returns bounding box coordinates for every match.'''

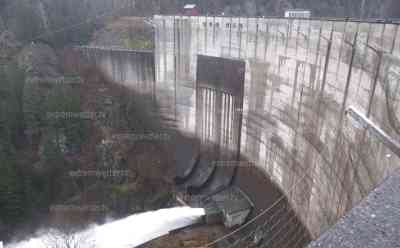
[7,207,205,248]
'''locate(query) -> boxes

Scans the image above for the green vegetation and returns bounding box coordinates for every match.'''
[0,63,89,232]
[45,0,94,46]
[0,63,28,226]
[2,0,95,47]
[123,36,153,50]
[122,23,154,50]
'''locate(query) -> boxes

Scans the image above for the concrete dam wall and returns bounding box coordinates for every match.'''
[76,16,400,246]
[78,46,156,96]
[152,16,400,239]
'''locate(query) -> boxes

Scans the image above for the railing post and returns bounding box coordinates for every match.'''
[340,32,358,119]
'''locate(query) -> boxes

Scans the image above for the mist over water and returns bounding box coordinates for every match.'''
[7,207,205,248]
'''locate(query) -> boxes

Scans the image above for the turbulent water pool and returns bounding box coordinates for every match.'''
[7,207,205,248]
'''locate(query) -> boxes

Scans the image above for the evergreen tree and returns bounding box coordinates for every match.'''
[0,154,24,224]
[44,83,88,153]
[0,64,26,225]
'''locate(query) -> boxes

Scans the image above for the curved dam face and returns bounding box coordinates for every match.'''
[78,46,156,96]
[152,16,400,238]
[76,16,400,246]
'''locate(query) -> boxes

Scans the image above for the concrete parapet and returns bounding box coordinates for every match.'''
[308,169,400,248]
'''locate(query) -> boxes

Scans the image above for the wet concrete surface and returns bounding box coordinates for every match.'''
[174,136,200,183]
[231,164,311,247]
[308,169,400,248]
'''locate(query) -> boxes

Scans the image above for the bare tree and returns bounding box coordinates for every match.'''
[41,228,96,248]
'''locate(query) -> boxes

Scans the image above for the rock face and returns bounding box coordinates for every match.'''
[17,42,61,79]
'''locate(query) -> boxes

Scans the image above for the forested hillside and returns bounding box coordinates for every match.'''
[0,0,166,242]
[189,0,400,18]
[118,0,400,18]
[0,0,398,44]
[0,0,397,49]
